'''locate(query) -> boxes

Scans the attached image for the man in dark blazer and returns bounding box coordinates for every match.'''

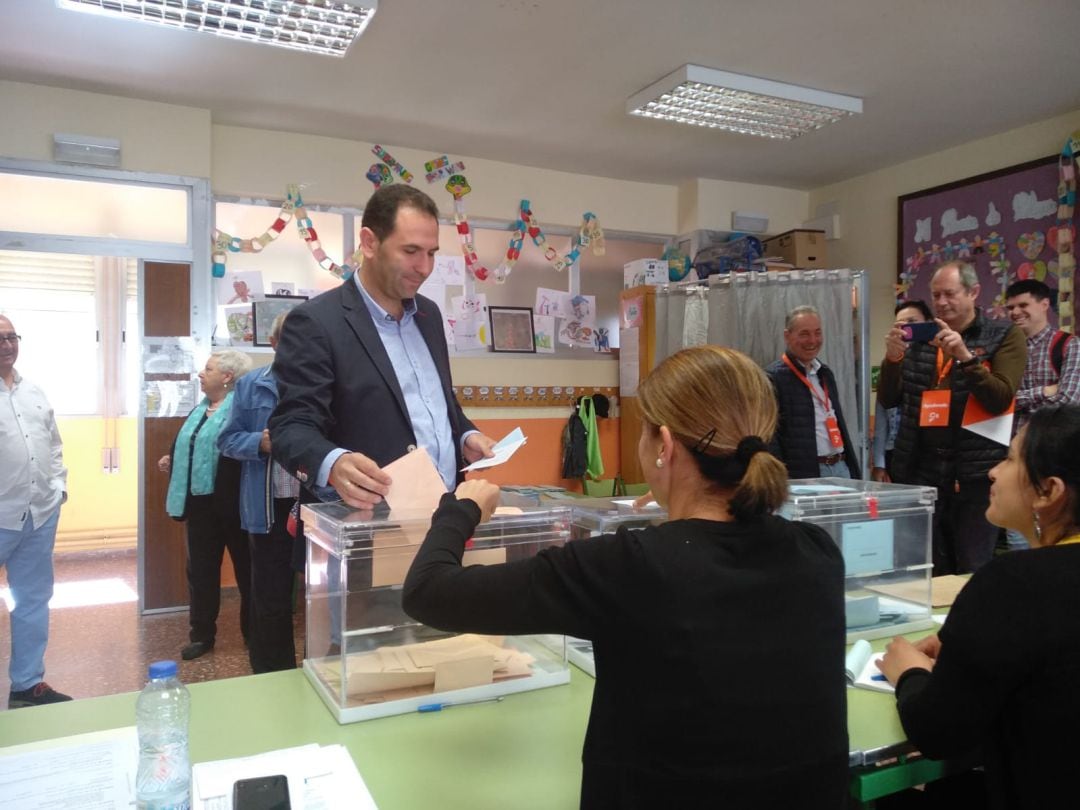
[269,185,495,508]
[765,305,860,480]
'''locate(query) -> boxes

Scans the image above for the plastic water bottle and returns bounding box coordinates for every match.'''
[135,660,191,810]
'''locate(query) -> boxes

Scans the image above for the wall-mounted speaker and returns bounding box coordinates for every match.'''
[53,133,121,168]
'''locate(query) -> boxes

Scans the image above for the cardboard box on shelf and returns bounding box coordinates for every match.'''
[623,258,667,289]
[762,229,828,269]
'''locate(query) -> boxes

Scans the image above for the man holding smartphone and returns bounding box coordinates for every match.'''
[878,261,1025,574]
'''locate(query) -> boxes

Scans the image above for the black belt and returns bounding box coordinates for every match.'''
[818,452,845,465]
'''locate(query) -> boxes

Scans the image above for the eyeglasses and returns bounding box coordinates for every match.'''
[0,334,21,344]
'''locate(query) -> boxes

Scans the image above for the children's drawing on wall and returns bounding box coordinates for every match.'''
[223,305,254,346]
[533,314,555,354]
[451,293,489,346]
[271,281,296,296]
[535,287,570,318]
[559,319,595,348]
[433,254,466,285]
[570,294,596,325]
[215,270,265,306]
[594,327,611,353]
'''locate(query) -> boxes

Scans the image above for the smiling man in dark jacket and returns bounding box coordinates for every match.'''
[766,305,860,480]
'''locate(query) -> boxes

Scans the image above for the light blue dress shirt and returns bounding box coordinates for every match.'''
[317,275,467,492]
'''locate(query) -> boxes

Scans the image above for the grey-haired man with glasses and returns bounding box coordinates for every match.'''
[0,314,72,708]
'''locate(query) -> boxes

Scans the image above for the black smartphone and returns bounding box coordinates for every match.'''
[900,322,940,342]
[233,774,291,810]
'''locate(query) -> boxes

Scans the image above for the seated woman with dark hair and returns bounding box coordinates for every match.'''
[879,403,1080,809]
[403,346,848,809]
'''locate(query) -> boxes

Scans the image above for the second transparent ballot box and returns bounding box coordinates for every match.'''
[781,478,937,642]
[301,500,573,723]
[569,496,668,541]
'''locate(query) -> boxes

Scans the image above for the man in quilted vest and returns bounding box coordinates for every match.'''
[766,306,860,480]
[878,262,1025,574]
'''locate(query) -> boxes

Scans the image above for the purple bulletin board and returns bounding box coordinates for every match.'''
[897,155,1065,325]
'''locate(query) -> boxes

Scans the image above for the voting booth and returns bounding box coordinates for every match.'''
[301,501,574,723]
[781,478,937,642]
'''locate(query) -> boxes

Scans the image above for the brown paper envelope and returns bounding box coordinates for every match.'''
[433,654,495,692]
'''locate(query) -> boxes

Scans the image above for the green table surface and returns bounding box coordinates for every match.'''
[0,652,920,809]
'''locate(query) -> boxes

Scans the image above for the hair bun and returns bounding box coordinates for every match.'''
[735,436,767,465]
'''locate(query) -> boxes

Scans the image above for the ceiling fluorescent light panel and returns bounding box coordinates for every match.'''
[627,65,862,140]
[57,0,378,57]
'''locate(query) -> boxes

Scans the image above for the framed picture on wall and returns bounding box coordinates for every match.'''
[489,306,536,353]
[252,294,308,346]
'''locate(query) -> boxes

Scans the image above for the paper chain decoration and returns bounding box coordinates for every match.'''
[1056,130,1079,332]
[212,185,360,280]
[444,175,605,283]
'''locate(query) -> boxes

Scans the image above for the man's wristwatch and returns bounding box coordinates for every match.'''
[957,355,980,368]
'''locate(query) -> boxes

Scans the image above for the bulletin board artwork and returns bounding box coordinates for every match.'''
[898,155,1066,324]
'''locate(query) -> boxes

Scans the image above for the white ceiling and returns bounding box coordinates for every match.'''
[3,0,1079,189]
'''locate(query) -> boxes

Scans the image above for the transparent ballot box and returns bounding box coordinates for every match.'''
[563,497,669,676]
[569,496,668,540]
[301,500,574,723]
[781,478,937,642]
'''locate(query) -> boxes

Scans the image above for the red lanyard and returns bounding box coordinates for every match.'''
[935,348,953,387]
[782,354,832,413]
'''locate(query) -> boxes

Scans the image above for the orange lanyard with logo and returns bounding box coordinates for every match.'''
[782,355,843,448]
[934,348,954,387]
[919,348,955,427]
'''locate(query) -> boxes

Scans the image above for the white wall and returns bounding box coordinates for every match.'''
[809,107,1080,356]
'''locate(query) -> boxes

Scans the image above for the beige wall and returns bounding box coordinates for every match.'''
[211,125,678,234]
[809,107,1080,355]
[0,80,212,178]
[679,178,809,235]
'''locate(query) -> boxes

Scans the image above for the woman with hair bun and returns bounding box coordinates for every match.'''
[403,346,847,808]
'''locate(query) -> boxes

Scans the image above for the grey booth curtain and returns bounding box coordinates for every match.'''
[651,269,866,476]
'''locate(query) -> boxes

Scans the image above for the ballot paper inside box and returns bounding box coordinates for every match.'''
[781,478,937,643]
[301,500,573,723]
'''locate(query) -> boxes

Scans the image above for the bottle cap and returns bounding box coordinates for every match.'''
[148,660,178,679]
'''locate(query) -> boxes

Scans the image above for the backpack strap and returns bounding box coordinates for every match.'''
[1050,330,1074,378]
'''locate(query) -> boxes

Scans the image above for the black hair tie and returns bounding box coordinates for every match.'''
[735,436,767,465]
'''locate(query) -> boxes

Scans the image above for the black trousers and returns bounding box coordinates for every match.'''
[912,457,997,575]
[248,498,300,673]
[185,493,251,644]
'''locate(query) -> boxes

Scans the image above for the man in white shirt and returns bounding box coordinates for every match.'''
[0,314,72,708]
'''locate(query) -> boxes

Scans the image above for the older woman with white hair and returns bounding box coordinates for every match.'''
[158,349,253,660]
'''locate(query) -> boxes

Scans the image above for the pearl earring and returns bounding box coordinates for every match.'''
[655,458,664,468]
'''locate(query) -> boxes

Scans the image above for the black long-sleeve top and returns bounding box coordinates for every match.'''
[893,545,1080,809]
[403,493,849,810]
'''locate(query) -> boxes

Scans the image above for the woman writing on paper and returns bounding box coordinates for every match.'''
[878,404,1080,808]
[404,346,848,809]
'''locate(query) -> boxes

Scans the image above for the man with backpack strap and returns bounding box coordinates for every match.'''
[1005,279,1079,432]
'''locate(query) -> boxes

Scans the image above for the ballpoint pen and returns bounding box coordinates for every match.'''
[417,696,505,712]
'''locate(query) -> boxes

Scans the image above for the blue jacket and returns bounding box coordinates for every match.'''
[218,366,283,533]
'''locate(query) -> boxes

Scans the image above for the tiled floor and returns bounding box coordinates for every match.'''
[0,548,305,706]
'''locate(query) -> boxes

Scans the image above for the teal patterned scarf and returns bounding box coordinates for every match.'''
[166,392,234,518]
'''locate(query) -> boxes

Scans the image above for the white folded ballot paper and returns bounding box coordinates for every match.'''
[844,639,894,694]
[462,427,527,472]
[192,743,377,809]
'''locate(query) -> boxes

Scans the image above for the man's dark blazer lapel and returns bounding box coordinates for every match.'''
[339,279,410,421]
[413,294,454,397]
